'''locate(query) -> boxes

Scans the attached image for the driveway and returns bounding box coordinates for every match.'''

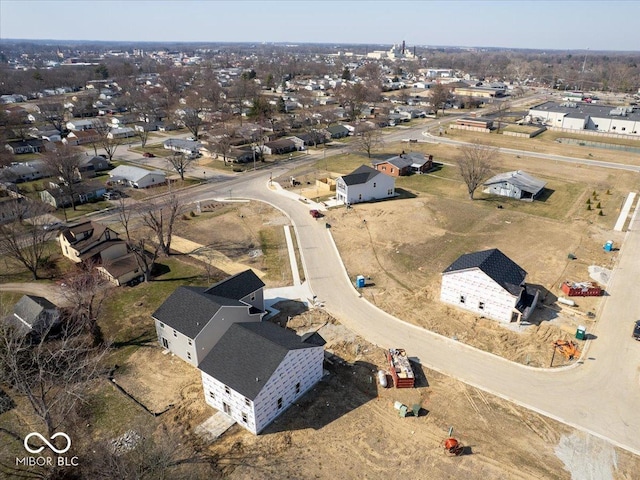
[214,172,640,457]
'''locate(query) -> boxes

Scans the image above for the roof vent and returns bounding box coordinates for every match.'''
[256,377,259,382]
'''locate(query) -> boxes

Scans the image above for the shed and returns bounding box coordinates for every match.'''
[483,170,546,201]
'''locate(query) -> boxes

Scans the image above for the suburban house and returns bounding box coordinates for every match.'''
[107,127,136,140]
[483,170,546,201]
[372,152,433,177]
[262,138,297,155]
[335,165,396,205]
[108,165,166,189]
[0,194,25,224]
[64,129,100,146]
[66,119,95,131]
[326,124,350,139]
[0,161,48,183]
[163,138,202,155]
[152,269,266,367]
[39,180,107,209]
[59,221,128,264]
[440,248,539,324]
[96,253,144,286]
[4,139,45,154]
[79,155,111,175]
[200,321,325,434]
[6,295,59,336]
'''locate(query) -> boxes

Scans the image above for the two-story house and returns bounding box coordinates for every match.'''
[335,165,395,205]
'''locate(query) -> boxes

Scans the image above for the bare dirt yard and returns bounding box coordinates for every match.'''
[124,302,637,480]
[293,136,640,368]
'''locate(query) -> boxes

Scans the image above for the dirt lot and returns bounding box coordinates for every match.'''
[114,303,637,480]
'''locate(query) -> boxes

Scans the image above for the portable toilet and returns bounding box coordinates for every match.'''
[576,325,587,340]
[356,275,366,288]
[603,240,613,252]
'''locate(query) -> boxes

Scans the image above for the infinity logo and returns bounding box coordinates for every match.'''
[24,432,72,454]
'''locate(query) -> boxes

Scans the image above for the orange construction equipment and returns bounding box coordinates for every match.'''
[553,340,581,360]
[443,438,464,456]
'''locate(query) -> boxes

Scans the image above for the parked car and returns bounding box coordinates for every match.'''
[142,152,155,158]
[309,209,322,219]
[633,320,640,340]
[103,191,120,200]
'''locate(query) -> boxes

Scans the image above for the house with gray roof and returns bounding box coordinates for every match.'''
[335,164,395,205]
[200,321,324,434]
[152,269,266,366]
[372,152,433,177]
[440,248,538,324]
[6,295,59,335]
[163,138,202,154]
[108,165,166,188]
[483,170,546,201]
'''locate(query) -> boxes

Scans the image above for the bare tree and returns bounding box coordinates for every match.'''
[0,319,107,441]
[42,144,84,211]
[354,124,383,158]
[214,130,235,166]
[181,105,205,139]
[0,200,55,280]
[457,142,495,200]
[140,193,183,257]
[494,99,511,133]
[61,264,108,346]
[92,118,120,162]
[116,198,158,282]
[429,83,452,116]
[167,152,193,181]
[38,101,67,133]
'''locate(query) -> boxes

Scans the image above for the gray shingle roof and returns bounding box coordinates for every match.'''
[204,269,265,300]
[152,270,265,338]
[443,248,526,296]
[340,165,380,186]
[198,322,320,400]
[484,170,546,195]
[13,295,57,328]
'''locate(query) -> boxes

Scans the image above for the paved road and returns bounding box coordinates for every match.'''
[186,171,640,457]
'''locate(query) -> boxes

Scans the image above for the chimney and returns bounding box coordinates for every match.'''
[402,40,405,54]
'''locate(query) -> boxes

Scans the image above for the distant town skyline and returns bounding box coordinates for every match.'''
[1,0,639,52]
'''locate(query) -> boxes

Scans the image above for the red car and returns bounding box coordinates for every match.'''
[310,209,322,218]
[143,152,155,158]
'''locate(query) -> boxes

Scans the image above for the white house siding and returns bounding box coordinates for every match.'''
[336,174,395,205]
[253,347,323,433]
[201,346,323,434]
[441,269,519,323]
[134,173,166,188]
[485,181,522,199]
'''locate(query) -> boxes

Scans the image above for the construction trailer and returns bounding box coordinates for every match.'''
[561,281,603,297]
[387,348,415,388]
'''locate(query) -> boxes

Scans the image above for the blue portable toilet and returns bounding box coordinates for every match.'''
[356,275,366,288]
[603,240,613,252]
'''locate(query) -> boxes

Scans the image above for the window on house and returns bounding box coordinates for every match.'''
[373,182,376,188]
[387,189,393,195]
[225,386,230,395]
[391,168,394,173]
[173,330,177,337]
[188,339,192,346]
[245,397,250,407]
[159,322,164,328]
[295,382,301,394]
[223,403,231,414]
[612,126,616,130]
[209,391,215,399]
[187,352,191,360]
[460,295,466,304]
[478,302,485,310]
[622,127,626,131]
[241,413,248,423]
[277,397,283,409]
[250,293,255,301]
[358,194,362,200]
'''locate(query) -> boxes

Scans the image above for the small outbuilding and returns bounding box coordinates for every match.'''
[483,170,546,201]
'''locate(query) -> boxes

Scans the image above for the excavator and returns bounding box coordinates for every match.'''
[552,340,581,361]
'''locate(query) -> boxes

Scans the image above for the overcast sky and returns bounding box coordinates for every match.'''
[1,0,639,51]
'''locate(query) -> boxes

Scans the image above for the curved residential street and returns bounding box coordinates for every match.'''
[191,171,640,457]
